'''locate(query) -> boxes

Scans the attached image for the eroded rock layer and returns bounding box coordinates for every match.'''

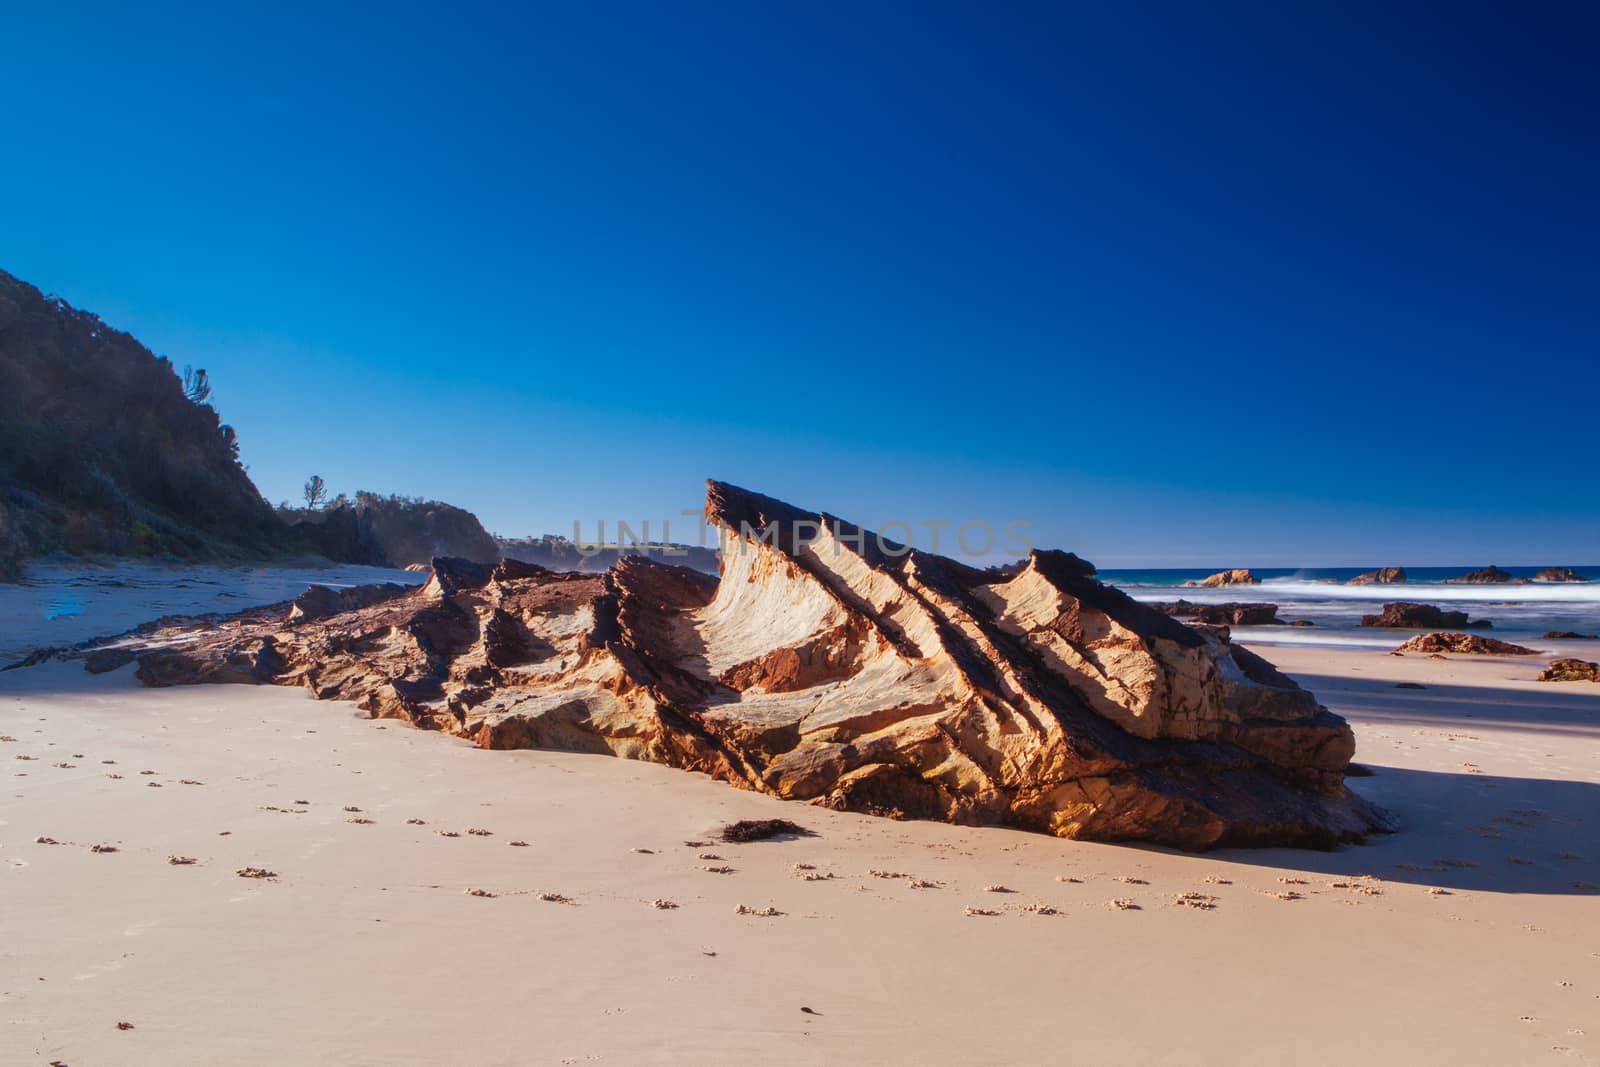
[73,482,1390,851]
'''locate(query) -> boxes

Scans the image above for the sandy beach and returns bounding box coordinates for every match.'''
[3,645,1596,1066]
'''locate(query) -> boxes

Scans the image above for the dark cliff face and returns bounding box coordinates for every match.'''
[0,269,504,578]
[0,268,291,571]
[284,494,501,568]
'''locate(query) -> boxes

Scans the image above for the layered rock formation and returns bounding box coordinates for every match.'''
[1360,602,1492,630]
[1148,601,1281,626]
[1445,565,1526,585]
[1395,633,1539,655]
[1183,569,1259,588]
[1533,568,1589,583]
[68,482,1390,851]
[1348,567,1406,586]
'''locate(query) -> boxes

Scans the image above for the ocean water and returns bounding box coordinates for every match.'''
[1101,566,1600,653]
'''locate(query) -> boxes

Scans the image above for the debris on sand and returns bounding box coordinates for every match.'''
[720,818,811,843]
[463,888,496,898]
[236,867,277,879]
[89,844,119,854]
[964,906,1001,917]
[651,898,679,910]
[736,904,783,917]
[537,892,575,904]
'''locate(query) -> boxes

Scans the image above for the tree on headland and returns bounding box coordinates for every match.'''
[304,475,328,510]
[181,365,211,404]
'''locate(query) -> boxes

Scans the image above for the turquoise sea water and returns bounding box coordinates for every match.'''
[1099,566,1600,652]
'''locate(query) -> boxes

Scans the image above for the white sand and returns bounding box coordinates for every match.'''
[2,647,1597,1065]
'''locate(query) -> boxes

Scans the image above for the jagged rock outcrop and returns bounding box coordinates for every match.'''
[1348,568,1406,586]
[1395,633,1539,655]
[1183,569,1259,588]
[1539,659,1600,682]
[65,482,1390,851]
[1544,631,1598,640]
[499,536,721,575]
[1360,602,1492,630]
[1445,565,1527,585]
[1148,600,1281,626]
[1533,568,1589,583]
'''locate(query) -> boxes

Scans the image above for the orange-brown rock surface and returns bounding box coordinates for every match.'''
[1183,568,1259,588]
[66,482,1390,851]
[1348,567,1406,585]
[1360,602,1492,630]
[1538,658,1600,682]
[1395,632,1540,655]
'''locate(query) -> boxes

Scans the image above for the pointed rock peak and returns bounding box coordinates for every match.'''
[1027,548,1098,580]
[703,480,908,565]
[423,556,494,598]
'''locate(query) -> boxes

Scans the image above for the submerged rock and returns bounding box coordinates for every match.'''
[1147,600,1281,626]
[1347,567,1406,586]
[1533,568,1589,583]
[68,482,1390,851]
[1544,631,1599,640]
[1360,602,1492,630]
[1182,569,1259,588]
[1395,633,1540,655]
[1444,565,1527,585]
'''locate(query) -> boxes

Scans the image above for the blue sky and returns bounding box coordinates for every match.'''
[2,3,1595,566]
